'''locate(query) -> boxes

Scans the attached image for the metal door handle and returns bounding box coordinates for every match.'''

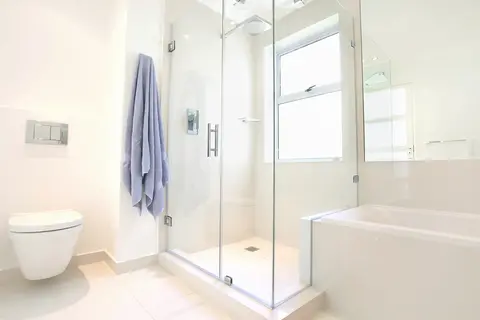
[214,124,219,157]
[207,123,219,157]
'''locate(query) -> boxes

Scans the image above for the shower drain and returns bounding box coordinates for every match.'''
[245,246,260,252]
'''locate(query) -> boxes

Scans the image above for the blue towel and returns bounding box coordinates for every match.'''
[123,54,169,217]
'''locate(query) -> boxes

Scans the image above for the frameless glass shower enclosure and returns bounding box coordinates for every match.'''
[165,0,357,308]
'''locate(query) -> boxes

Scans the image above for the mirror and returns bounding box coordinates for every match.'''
[361,0,480,161]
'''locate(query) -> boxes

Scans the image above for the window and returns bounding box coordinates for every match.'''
[276,32,343,161]
[364,85,414,161]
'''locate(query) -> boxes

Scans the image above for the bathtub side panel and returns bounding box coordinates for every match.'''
[312,221,480,320]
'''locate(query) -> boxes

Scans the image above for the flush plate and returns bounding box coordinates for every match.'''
[26,120,68,145]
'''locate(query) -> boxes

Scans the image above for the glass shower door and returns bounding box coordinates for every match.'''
[166,0,223,278]
[221,1,275,306]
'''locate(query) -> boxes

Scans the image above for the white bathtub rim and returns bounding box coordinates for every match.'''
[365,204,480,220]
[317,205,480,247]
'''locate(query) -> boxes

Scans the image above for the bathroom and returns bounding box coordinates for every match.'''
[0,0,479,319]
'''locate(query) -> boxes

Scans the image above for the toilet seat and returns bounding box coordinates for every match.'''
[9,210,83,233]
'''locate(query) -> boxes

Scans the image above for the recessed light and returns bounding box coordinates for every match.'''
[372,56,378,61]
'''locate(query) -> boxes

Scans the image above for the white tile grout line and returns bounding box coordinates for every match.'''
[110,268,157,320]
[119,268,208,320]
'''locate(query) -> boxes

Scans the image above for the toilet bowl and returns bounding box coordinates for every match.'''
[9,210,83,280]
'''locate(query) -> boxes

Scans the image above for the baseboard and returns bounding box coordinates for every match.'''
[71,250,109,266]
[105,251,158,274]
[0,250,158,282]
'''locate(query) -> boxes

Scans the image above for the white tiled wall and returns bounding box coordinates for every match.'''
[0,0,168,269]
[0,0,125,270]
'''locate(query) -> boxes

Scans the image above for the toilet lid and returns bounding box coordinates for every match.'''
[9,210,83,233]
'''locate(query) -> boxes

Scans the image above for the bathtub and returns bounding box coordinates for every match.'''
[312,205,480,320]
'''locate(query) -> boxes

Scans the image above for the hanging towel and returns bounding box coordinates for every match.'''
[123,53,169,217]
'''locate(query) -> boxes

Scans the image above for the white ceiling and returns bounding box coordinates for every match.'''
[198,0,311,23]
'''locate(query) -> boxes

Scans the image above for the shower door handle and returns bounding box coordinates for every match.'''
[207,123,219,157]
[213,124,219,157]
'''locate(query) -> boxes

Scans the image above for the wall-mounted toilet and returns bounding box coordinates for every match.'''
[9,210,83,280]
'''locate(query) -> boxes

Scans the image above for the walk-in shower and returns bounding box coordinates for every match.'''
[164,0,357,308]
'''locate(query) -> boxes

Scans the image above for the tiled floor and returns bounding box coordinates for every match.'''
[173,237,309,306]
[0,262,231,320]
[312,313,338,320]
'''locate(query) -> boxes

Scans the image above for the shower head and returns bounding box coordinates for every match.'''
[364,72,389,87]
[224,15,272,38]
[243,16,271,35]
[293,0,307,6]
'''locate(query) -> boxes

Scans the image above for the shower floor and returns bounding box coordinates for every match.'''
[171,237,308,305]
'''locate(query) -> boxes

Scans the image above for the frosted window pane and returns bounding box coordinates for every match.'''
[278,91,343,160]
[365,121,393,149]
[392,87,407,116]
[364,87,407,121]
[364,89,392,121]
[392,119,407,146]
[280,34,341,96]
[365,119,407,150]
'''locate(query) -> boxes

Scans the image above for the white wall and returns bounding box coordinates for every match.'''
[362,0,480,160]
[358,0,480,215]
[252,0,359,248]
[114,0,166,263]
[0,0,167,270]
[0,0,125,270]
[360,160,480,214]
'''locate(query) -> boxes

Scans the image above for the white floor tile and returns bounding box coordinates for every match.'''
[171,304,231,320]
[312,312,339,320]
[0,261,228,320]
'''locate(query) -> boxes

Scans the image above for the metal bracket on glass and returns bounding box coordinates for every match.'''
[224,275,233,286]
[207,123,219,158]
[168,41,176,53]
[353,174,360,184]
[164,215,173,227]
[238,117,260,123]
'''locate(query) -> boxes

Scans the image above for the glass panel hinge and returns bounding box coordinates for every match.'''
[168,41,176,53]
[164,215,173,227]
[224,276,233,286]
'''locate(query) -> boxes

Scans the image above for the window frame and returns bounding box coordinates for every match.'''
[275,26,343,162]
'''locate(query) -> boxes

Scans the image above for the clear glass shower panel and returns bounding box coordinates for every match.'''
[166,0,223,278]
[273,0,358,306]
[221,0,274,306]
